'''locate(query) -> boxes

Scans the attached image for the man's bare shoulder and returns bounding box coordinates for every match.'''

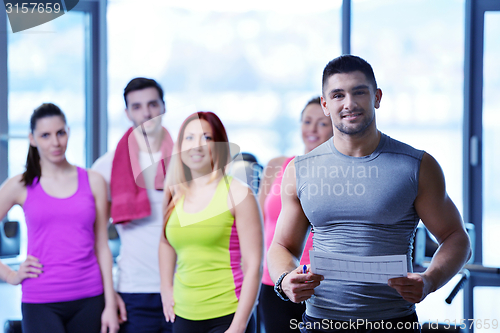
[417,152,445,196]
[283,158,296,177]
[280,158,297,198]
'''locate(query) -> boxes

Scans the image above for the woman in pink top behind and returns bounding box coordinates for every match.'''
[0,103,119,333]
[257,97,333,332]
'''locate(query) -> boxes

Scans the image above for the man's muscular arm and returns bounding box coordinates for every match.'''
[388,153,471,303]
[267,159,323,303]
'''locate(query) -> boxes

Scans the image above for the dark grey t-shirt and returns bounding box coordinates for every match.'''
[295,133,424,321]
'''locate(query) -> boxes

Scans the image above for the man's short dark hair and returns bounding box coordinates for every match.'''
[124,77,164,107]
[322,55,378,94]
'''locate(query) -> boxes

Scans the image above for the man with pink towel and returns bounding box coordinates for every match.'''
[92,78,174,333]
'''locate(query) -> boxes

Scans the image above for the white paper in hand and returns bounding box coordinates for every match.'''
[309,251,407,284]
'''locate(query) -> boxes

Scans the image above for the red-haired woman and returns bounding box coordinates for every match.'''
[159,112,263,333]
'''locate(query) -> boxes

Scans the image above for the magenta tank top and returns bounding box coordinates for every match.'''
[21,167,103,303]
[262,157,313,286]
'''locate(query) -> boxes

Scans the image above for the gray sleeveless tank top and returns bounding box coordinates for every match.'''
[295,133,424,321]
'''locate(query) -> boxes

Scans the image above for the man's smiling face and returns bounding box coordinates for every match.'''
[321,70,382,137]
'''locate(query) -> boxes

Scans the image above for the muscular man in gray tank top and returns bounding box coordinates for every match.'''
[267,55,471,332]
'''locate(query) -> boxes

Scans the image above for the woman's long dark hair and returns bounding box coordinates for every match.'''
[21,103,67,186]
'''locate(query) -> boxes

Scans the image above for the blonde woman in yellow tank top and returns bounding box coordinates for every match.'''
[159,112,263,333]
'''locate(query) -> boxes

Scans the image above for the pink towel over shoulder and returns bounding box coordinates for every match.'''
[110,127,173,224]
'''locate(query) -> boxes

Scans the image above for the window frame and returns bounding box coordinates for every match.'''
[462,0,500,329]
[0,0,107,187]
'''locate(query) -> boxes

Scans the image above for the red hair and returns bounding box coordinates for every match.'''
[163,112,230,234]
[175,112,230,181]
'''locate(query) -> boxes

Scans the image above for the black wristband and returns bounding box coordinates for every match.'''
[274,272,290,301]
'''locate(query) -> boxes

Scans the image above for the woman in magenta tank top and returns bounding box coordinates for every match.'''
[159,112,263,333]
[257,97,333,332]
[0,103,119,333]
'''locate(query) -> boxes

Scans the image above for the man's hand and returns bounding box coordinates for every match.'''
[281,265,323,303]
[388,272,433,303]
[115,292,127,324]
